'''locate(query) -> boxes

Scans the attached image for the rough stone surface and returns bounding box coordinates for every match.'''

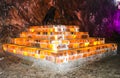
[0,0,119,43]
[8,50,116,73]
[0,51,120,78]
[0,55,120,78]
[0,43,119,78]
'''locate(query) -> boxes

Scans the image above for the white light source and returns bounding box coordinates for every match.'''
[118,5,120,9]
[115,0,120,5]
[116,0,120,1]
[115,0,120,9]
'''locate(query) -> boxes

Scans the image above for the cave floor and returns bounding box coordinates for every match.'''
[0,51,120,78]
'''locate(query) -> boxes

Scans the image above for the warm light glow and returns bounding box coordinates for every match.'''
[52,40,61,44]
[55,35,57,40]
[85,42,89,46]
[40,55,45,59]
[2,25,117,64]
[50,28,53,32]
[70,28,74,32]
[93,41,97,45]
[73,43,79,48]
[52,44,58,51]
[35,54,40,58]
[23,52,28,56]
[13,49,16,54]
[3,45,7,51]
[30,28,35,32]
[73,35,76,38]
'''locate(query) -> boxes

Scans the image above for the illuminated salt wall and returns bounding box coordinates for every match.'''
[2,25,117,72]
[3,25,117,64]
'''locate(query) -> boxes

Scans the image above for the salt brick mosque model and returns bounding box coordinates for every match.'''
[2,25,117,64]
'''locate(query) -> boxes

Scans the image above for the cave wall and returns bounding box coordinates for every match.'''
[0,0,119,43]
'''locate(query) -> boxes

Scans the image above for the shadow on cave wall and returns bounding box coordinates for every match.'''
[0,0,119,43]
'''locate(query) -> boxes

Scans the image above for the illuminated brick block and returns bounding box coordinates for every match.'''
[2,25,117,72]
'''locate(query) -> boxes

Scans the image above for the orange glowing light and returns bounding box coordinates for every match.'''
[40,55,45,59]
[23,52,28,56]
[55,35,57,40]
[13,49,16,54]
[84,42,89,46]
[73,35,76,38]
[2,25,117,64]
[2,44,8,51]
[93,41,97,45]
[50,28,53,32]
[30,28,35,32]
[35,54,40,58]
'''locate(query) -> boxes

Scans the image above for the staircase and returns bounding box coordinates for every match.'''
[2,25,117,64]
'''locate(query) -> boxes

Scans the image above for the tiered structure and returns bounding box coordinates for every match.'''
[2,25,117,64]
